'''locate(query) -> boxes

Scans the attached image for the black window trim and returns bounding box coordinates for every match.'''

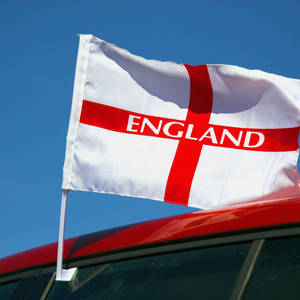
[66,225,300,270]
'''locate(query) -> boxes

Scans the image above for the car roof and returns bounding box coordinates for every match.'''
[1,197,300,277]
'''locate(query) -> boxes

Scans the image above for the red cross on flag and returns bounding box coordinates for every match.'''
[62,35,300,209]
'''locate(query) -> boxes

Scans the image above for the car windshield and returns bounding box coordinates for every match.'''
[47,242,250,300]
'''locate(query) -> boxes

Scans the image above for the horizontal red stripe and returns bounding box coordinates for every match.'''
[79,100,300,152]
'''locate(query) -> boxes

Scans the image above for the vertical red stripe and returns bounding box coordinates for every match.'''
[164,65,213,206]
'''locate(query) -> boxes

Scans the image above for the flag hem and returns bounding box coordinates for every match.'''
[62,34,92,190]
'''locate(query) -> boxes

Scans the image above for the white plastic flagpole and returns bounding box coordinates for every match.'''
[56,190,77,281]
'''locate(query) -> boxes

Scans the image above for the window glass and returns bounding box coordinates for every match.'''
[23,272,53,299]
[47,242,250,300]
[0,280,19,299]
[0,272,53,300]
[243,236,300,300]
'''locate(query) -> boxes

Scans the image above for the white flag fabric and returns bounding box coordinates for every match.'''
[62,34,300,209]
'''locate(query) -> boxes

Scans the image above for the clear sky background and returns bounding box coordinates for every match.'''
[1,0,300,259]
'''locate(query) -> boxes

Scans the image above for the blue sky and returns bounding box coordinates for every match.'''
[1,0,300,259]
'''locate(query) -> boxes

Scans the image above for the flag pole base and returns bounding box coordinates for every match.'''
[56,267,78,282]
[56,190,78,282]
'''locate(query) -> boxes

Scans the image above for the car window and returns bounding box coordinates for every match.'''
[10,276,36,299]
[22,272,53,299]
[0,280,19,299]
[47,242,251,300]
[0,272,53,300]
[243,236,300,300]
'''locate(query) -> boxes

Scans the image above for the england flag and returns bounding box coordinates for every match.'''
[62,34,300,209]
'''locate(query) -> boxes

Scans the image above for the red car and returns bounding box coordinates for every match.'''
[1,198,300,299]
